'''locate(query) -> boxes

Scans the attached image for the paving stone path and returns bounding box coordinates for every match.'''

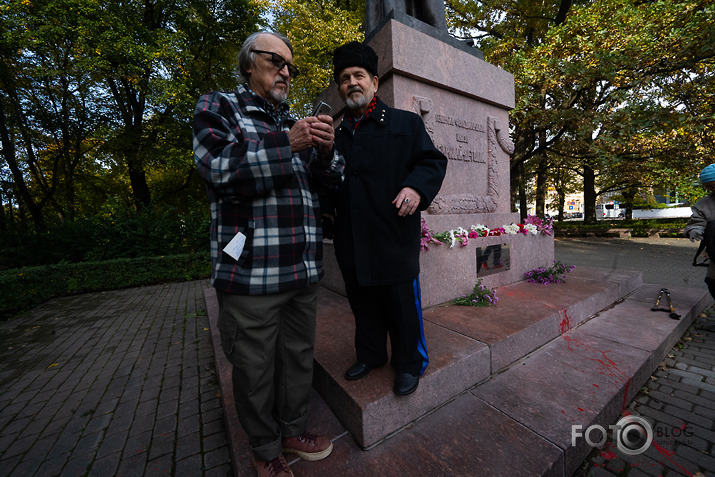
[0,280,232,477]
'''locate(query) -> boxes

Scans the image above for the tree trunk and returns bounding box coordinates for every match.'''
[510,161,520,213]
[583,163,597,224]
[0,191,6,231]
[127,147,151,209]
[535,149,548,216]
[0,100,46,231]
[107,78,152,210]
[519,162,527,221]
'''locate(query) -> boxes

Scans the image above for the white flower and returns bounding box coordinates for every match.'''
[503,223,519,234]
[471,224,489,234]
[525,224,538,235]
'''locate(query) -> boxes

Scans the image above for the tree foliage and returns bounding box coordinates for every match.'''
[0,0,260,234]
[448,0,715,222]
[259,0,364,115]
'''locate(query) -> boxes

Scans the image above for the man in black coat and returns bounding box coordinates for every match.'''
[327,41,448,396]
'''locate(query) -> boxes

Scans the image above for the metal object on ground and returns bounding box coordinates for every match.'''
[651,288,681,320]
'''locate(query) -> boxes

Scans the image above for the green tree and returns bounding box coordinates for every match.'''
[0,0,107,231]
[0,0,261,233]
[82,0,261,209]
[448,0,715,222]
[260,0,364,115]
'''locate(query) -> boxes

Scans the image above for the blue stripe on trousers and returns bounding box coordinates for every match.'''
[413,277,429,375]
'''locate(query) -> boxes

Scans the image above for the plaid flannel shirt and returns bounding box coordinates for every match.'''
[193,85,344,295]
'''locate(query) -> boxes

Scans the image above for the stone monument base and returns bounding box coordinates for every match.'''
[322,222,555,308]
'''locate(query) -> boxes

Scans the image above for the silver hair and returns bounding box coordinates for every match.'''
[238,31,294,82]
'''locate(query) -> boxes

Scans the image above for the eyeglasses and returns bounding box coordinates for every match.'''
[251,49,299,78]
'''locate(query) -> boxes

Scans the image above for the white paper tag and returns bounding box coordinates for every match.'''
[222,231,246,261]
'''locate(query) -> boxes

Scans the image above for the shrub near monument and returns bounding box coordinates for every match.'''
[0,208,211,320]
[554,218,687,238]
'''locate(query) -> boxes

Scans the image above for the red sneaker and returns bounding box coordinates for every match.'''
[282,431,333,461]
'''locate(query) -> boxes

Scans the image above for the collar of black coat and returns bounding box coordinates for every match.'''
[340,96,388,134]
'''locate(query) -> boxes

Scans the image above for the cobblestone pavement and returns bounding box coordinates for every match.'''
[0,280,232,477]
[574,310,715,477]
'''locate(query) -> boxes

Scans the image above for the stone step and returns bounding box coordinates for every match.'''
[312,267,643,449]
[467,282,710,476]
[204,270,712,476]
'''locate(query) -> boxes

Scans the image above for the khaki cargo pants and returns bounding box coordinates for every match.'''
[216,282,319,461]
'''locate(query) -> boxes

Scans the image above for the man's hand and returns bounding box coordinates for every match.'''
[690,230,704,242]
[290,116,334,154]
[311,114,334,155]
[392,187,420,217]
[289,118,316,153]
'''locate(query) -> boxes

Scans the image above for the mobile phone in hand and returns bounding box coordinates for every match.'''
[312,101,331,117]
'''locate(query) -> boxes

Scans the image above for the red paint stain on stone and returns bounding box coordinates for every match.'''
[559,310,571,334]
[652,439,693,476]
[600,449,618,460]
[562,335,631,412]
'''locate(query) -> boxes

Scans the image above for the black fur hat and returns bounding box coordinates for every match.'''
[332,41,378,83]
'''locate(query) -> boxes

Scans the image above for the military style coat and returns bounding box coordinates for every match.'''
[330,97,448,286]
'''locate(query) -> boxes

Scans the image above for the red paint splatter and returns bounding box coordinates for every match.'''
[562,336,629,387]
[559,310,571,334]
[562,334,632,415]
[600,449,618,460]
[651,440,693,476]
[620,378,631,412]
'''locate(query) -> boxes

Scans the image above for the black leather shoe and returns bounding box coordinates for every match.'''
[393,372,419,396]
[344,362,372,381]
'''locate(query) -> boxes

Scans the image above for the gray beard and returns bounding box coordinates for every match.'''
[346,94,367,111]
[270,89,288,104]
[270,77,289,104]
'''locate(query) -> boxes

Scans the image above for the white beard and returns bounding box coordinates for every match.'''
[346,94,367,112]
[270,89,288,104]
[270,77,289,104]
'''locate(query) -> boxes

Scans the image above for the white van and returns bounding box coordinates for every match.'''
[596,202,623,219]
